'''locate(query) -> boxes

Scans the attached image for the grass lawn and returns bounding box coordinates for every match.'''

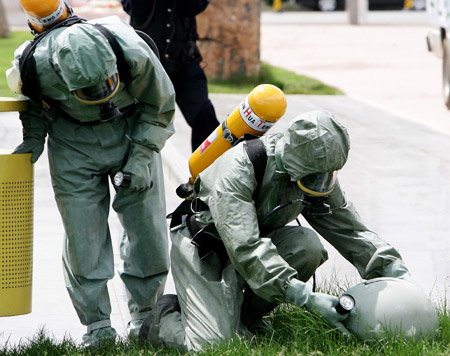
[208,62,344,95]
[0,32,33,97]
[1,302,449,356]
[0,31,343,98]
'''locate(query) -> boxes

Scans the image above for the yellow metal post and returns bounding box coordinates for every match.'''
[0,97,33,316]
[0,97,28,112]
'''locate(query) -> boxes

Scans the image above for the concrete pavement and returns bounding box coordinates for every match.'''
[1,5,449,348]
[261,10,450,136]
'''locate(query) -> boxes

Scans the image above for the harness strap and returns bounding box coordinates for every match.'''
[167,198,209,228]
[169,137,267,264]
[19,18,159,109]
[168,198,228,263]
[91,23,131,84]
[187,215,228,263]
[244,138,268,200]
[19,16,86,103]
[168,199,192,228]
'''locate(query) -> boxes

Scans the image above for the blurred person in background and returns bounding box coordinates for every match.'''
[122,0,220,151]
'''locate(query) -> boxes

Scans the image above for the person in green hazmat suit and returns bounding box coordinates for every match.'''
[138,110,412,351]
[7,0,175,344]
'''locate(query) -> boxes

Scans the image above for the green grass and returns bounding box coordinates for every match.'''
[0,32,33,97]
[0,32,343,98]
[1,302,449,356]
[208,62,344,95]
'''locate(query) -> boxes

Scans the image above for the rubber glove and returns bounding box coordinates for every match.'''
[13,102,51,163]
[285,278,350,335]
[13,133,45,163]
[122,142,153,192]
[13,112,49,164]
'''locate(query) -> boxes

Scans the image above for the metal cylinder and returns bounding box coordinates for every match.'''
[0,153,34,316]
[188,84,287,182]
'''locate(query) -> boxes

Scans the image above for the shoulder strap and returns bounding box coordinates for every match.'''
[244,138,268,200]
[135,29,160,60]
[19,18,159,104]
[19,16,86,104]
[19,42,42,103]
[90,25,161,83]
[92,23,131,84]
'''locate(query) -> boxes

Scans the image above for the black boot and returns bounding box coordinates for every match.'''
[139,294,181,343]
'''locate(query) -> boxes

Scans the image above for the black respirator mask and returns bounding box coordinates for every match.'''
[296,171,337,217]
[260,171,336,224]
[72,73,122,123]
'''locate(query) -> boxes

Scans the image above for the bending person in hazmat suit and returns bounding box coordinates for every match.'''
[7,0,175,344]
[139,110,412,351]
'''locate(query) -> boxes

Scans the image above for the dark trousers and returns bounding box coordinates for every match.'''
[168,62,220,151]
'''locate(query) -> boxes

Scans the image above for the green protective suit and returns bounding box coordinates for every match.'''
[9,16,175,342]
[151,110,411,351]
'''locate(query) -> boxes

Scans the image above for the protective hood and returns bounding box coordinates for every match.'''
[276,110,350,181]
[52,24,117,91]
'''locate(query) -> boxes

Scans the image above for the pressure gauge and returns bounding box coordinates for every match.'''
[336,294,356,315]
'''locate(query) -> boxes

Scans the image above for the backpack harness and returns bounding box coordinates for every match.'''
[169,136,267,263]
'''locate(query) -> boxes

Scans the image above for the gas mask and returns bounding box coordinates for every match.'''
[297,171,337,217]
[260,171,337,224]
[72,73,122,123]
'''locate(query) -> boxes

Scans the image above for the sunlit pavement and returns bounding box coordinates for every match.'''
[1,5,449,348]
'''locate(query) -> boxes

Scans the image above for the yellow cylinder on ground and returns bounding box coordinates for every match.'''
[188,84,287,182]
[0,153,34,316]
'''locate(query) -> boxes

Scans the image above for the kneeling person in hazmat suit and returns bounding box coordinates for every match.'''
[7,0,175,344]
[139,110,412,351]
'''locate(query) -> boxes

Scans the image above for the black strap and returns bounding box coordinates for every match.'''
[19,17,160,109]
[167,198,209,228]
[92,23,131,84]
[19,16,86,103]
[167,199,192,228]
[168,198,228,263]
[244,138,268,200]
[187,215,228,263]
[135,30,160,60]
[168,137,267,264]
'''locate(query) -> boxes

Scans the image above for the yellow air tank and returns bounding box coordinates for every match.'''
[188,84,286,183]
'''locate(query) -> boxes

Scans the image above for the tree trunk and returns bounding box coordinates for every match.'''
[0,0,10,38]
[197,0,261,79]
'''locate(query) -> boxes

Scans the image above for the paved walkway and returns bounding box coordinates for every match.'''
[261,10,450,136]
[1,5,449,349]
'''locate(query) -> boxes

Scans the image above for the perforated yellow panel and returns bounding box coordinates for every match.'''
[0,153,34,316]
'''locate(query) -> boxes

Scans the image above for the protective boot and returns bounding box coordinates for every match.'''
[240,287,275,334]
[139,294,181,344]
[127,312,151,338]
[82,323,117,346]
